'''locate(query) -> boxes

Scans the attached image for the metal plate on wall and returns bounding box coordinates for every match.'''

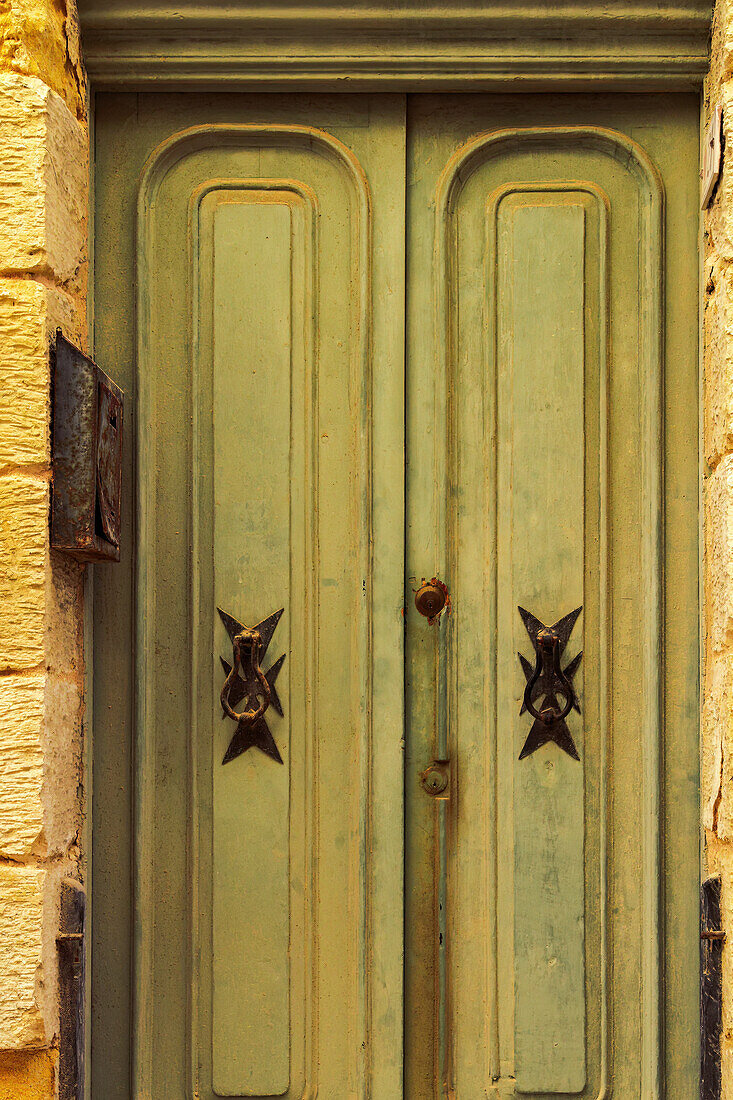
[51,331,123,561]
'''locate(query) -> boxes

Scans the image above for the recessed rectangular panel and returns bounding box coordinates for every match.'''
[212,198,292,1096]
[496,198,586,1094]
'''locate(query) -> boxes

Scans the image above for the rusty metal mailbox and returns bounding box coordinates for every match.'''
[51,331,123,561]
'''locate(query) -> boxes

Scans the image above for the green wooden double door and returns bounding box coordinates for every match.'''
[92,92,700,1098]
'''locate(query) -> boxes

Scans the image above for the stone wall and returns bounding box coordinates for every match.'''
[0,2,87,1096]
[0,1,729,1097]
[705,1,733,1096]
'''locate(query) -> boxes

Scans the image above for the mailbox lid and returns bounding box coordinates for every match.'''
[51,331,123,562]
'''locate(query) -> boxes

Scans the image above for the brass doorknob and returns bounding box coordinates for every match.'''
[415,580,447,620]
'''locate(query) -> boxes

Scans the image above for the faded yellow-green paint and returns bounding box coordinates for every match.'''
[76,0,711,87]
[209,193,294,1095]
[405,94,699,1098]
[91,93,406,1100]
[503,195,588,1091]
[92,91,699,1100]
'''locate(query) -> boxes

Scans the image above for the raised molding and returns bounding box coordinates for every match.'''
[485,179,609,1099]
[191,179,319,1097]
[134,124,373,1099]
[78,0,710,87]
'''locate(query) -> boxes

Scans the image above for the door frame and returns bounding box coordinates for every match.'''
[83,2,709,1096]
[79,3,710,89]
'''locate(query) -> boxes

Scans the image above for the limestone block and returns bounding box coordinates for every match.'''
[0,866,46,1048]
[41,676,83,857]
[704,650,725,832]
[721,0,733,85]
[43,85,87,292]
[705,455,733,657]
[0,279,80,472]
[0,0,86,120]
[45,552,83,681]
[0,675,44,858]
[0,74,86,287]
[0,672,80,861]
[705,258,733,469]
[701,459,733,838]
[704,651,733,838]
[0,474,47,670]
[0,1050,56,1099]
[705,81,733,266]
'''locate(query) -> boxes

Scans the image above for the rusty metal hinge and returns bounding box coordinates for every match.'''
[701,875,724,1100]
[57,879,85,1100]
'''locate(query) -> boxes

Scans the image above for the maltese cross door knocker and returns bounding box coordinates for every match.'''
[517,605,583,761]
[218,606,286,765]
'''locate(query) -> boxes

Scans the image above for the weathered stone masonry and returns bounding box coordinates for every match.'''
[703,3,733,1098]
[0,2,87,1096]
[4,1,733,1098]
